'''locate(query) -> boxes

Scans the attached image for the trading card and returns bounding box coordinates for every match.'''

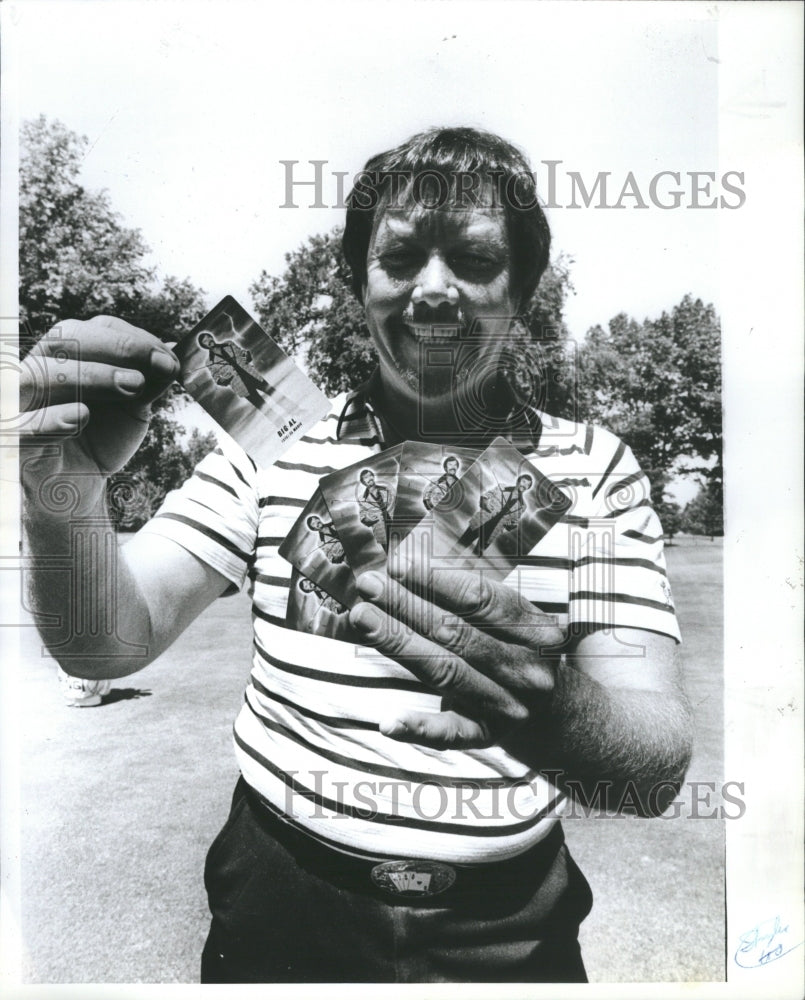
[174,295,331,467]
[284,567,361,643]
[389,437,571,582]
[391,442,482,544]
[318,444,403,578]
[278,488,358,608]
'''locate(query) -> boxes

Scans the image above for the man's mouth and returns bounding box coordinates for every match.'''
[405,321,464,341]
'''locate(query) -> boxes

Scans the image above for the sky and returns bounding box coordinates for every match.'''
[9,0,724,342]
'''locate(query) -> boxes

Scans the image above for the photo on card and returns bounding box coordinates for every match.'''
[278,489,358,608]
[284,567,361,643]
[318,445,403,578]
[389,437,571,583]
[174,295,331,467]
[391,442,482,544]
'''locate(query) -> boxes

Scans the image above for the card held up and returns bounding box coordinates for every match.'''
[175,295,331,468]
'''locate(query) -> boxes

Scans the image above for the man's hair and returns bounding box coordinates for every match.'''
[343,126,551,309]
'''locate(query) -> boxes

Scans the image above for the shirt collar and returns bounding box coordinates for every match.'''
[335,367,544,452]
[335,370,386,446]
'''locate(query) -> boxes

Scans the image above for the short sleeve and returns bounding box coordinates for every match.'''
[568,431,681,642]
[139,442,259,592]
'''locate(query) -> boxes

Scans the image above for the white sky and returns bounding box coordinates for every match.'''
[11,0,723,340]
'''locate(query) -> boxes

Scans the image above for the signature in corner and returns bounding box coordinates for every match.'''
[734,915,804,969]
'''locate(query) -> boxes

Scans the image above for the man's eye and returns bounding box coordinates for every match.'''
[379,250,421,272]
[451,254,501,275]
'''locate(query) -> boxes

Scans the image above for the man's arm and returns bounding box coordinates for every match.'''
[20,316,231,678]
[516,627,692,813]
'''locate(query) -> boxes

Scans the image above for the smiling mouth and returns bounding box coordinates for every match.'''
[405,322,464,341]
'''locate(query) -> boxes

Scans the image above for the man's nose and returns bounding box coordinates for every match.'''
[412,255,460,309]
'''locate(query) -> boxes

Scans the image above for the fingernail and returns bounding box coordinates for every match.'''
[387,556,411,580]
[356,571,384,600]
[351,603,383,633]
[380,718,406,736]
[114,370,144,394]
[150,349,178,379]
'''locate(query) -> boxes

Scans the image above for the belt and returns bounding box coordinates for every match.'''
[244,784,564,903]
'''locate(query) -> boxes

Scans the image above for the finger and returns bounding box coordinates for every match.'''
[20,356,157,411]
[30,316,180,381]
[356,569,505,670]
[390,560,565,649]
[357,570,555,697]
[349,601,521,720]
[17,402,90,438]
[379,709,492,750]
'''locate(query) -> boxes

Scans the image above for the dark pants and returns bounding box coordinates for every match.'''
[201,779,593,983]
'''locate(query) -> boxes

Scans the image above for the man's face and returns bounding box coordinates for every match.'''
[361,471,375,487]
[363,200,517,405]
[309,516,322,531]
[445,459,459,477]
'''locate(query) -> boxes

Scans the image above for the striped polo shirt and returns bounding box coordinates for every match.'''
[141,388,680,864]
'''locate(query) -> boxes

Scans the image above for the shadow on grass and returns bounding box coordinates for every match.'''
[101,688,153,704]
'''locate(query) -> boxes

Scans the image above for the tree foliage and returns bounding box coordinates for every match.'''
[577,295,722,498]
[682,481,724,537]
[20,116,154,332]
[19,116,216,528]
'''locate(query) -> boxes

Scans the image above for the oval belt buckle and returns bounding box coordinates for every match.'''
[370,860,456,898]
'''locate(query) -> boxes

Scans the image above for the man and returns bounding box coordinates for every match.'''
[422,455,461,510]
[306,513,346,564]
[357,467,393,548]
[198,330,275,409]
[20,126,692,983]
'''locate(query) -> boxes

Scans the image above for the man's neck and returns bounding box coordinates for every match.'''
[368,368,538,451]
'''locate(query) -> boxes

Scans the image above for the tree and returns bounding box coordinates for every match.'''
[682,481,724,538]
[654,498,684,543]
[19,116,216,526]
[250,227,576,406]
[20,116,155,335]
[577,296,722,501]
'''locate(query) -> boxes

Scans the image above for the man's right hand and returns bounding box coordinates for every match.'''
[19,316,179,515]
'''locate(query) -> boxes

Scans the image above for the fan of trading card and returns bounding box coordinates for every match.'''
[278,437,571,641]
[174,295,331,467]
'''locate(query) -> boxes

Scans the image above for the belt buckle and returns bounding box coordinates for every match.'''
[370,860,456,898]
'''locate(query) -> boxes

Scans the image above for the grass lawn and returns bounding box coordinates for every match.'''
[12,537,723,984]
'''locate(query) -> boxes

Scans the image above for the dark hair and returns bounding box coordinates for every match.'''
[343,126,551,308]
[444,456,459,470]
